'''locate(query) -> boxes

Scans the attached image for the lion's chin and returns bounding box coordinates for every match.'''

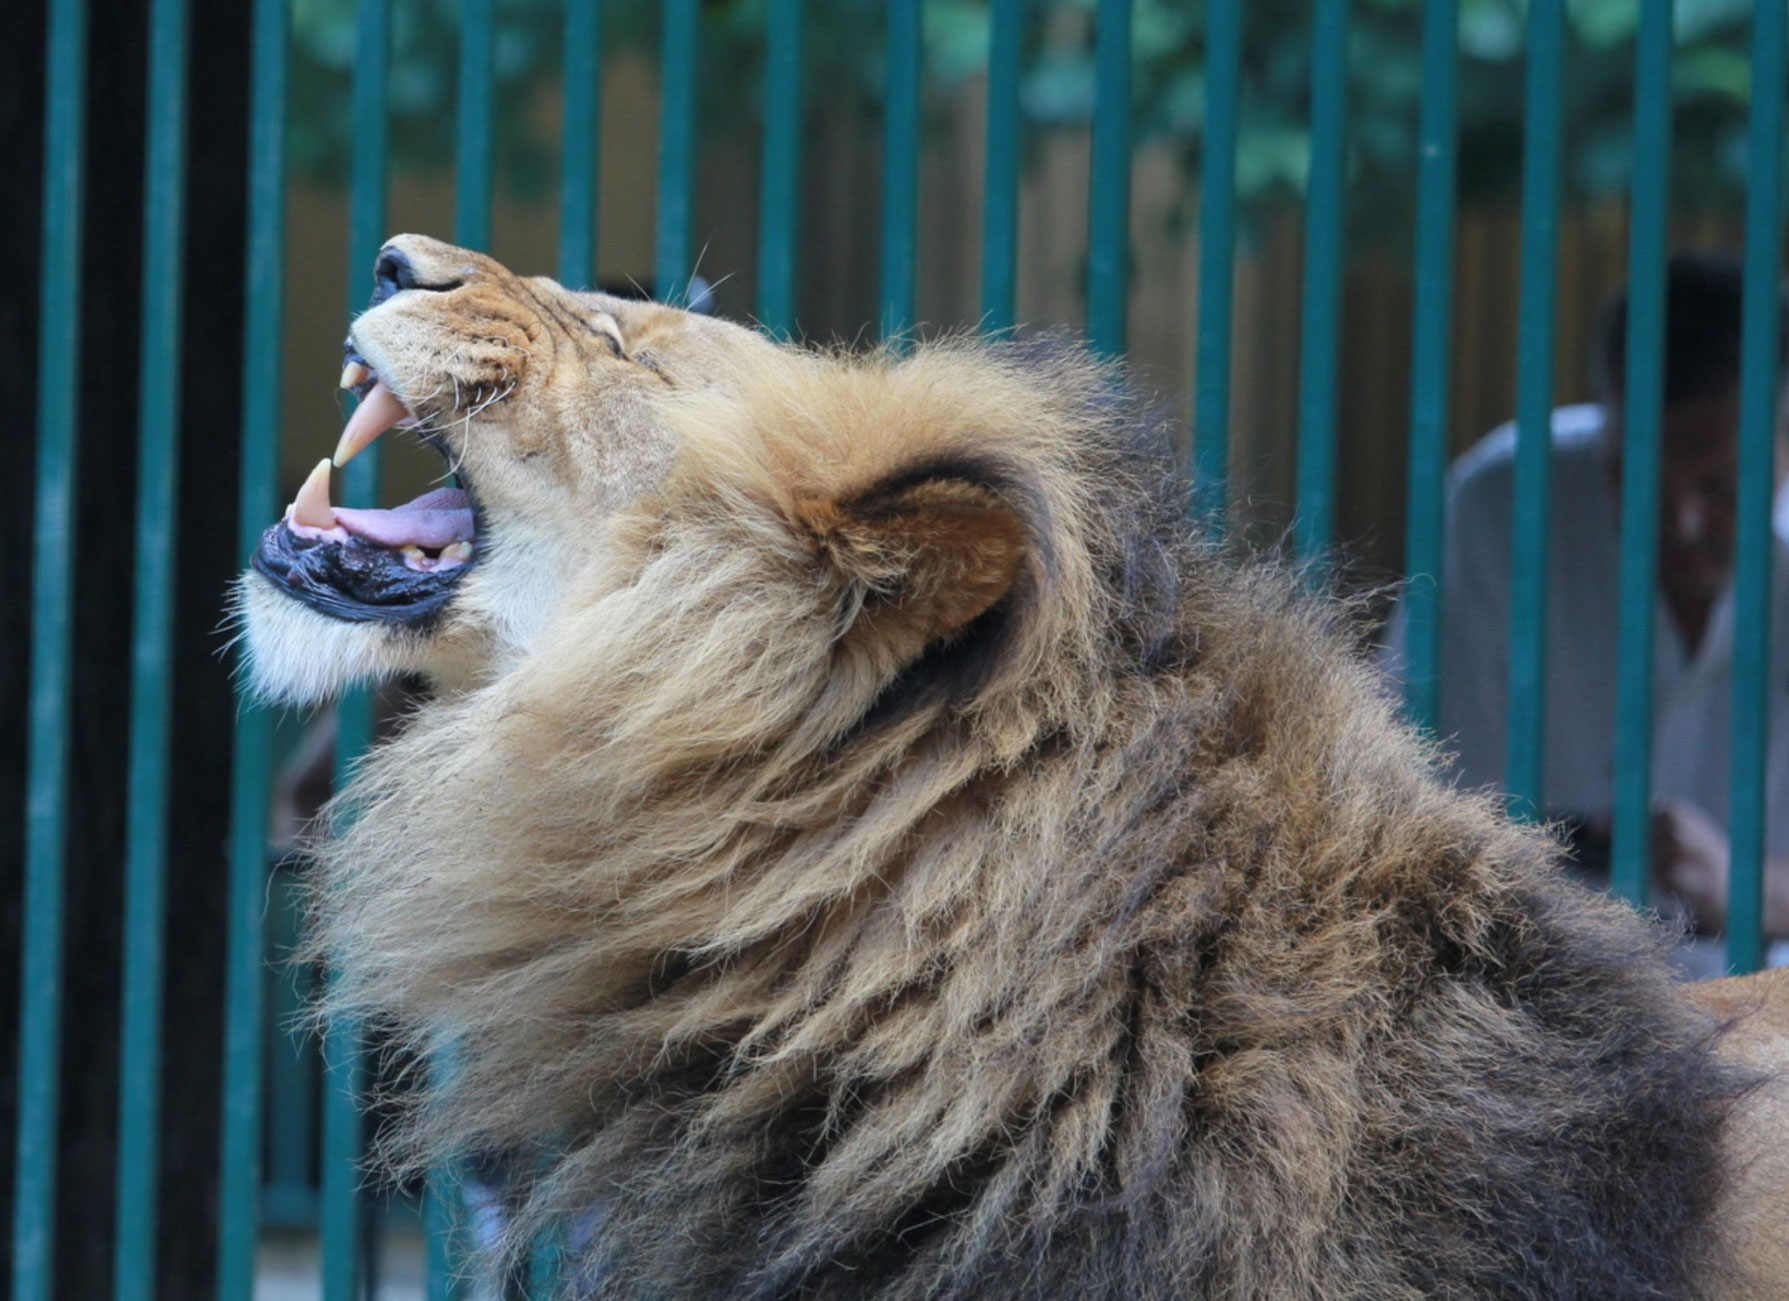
[234,571,434,704]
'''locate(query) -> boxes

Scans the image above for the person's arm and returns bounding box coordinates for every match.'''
[1654,798,1789,939]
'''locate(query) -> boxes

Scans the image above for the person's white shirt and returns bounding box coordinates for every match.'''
[1383,404,1789,965]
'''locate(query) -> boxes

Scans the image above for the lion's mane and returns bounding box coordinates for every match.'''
[314,340,1743,1298]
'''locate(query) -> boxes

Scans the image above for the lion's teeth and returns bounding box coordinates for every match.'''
[400,544,427,563]
[292,458,336,529]
[334,380,411,467]
[340,360,368,390]
[440,541,474,565]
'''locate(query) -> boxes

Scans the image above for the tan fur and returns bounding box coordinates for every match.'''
[1688,969,1789,1296]
[244,236,1780,1298]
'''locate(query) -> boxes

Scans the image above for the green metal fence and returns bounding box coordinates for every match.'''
[14,0,1787,1296]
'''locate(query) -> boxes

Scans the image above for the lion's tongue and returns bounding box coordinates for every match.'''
[333,487,475,548]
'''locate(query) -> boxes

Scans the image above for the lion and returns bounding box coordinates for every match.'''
[241,234,1787,1298]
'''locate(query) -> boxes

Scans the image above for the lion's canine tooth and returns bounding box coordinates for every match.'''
[340,360,369,390]
[334,380,410,467]
[293,458,337,529]
[441,541,473,564]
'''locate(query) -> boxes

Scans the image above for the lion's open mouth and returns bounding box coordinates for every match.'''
[250,357,478,626]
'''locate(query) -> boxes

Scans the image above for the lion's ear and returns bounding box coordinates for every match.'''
[795,475,1028,643]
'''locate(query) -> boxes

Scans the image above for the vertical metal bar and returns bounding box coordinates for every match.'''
[1729,0,1785,973]
[456,0,495,251]
[216,0,287,1290]
[1504,0,1567,816]
[529,1228,562,1299]
[424,1159,465,1301]
[656,0,698,305]
[1610,0,1674,905]
[1292,0,1350,562]
[880,0,921,342]
[1192,0,1241,521]
[114,0,189,1293]
[1401,0,1459,730]
[979,0,1021,334]
[325,3,389,1297]
[343,1,389,517]
[14,0,86,1296]
[430,3,496,1289]
[558,0,601,288]
[318,1022,367,1301]
[1085,0,1131,356]
[757,0,805,337]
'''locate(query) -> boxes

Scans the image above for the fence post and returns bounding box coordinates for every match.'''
[1610,0,1675,905]
[1086,0,1131,356]
[880,0,921,342]
[14,0,88,1295]
[1192,0,1242,525]
[216,0,287,1292]
[1505,0,1567,817]
[1293,0,1351,563]
[1729,0,1787,973]
[114,0,191,1291]
[656,0,698,305]
[757,0,805,336]
[979,0,1022,334]
[1400,0,1459,732]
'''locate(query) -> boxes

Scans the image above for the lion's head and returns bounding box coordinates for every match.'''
[242,239,1747,1298]
[241,232,788,701]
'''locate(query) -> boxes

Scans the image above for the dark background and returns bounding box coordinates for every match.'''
[2,1,253,1292]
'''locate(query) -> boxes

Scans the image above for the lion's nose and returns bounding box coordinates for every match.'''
[372,246,422,304]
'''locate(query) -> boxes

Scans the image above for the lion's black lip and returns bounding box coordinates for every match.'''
[252,523,468,627]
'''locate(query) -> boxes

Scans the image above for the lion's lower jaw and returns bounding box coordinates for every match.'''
[234,573,421,704]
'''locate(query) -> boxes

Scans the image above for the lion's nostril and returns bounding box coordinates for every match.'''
[373,248,420,304]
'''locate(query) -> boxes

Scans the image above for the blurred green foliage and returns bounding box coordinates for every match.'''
[290,0,1768,235]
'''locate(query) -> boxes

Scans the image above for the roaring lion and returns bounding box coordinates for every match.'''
[241,234,1786,1298]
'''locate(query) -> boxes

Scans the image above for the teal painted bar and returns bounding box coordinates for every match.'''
[1192,0,1241,521]
[114,0,190,1292]
[1085,0,1131,356]
[529,1229,563,1299]
[757,0,804,336]
[318,1023,366,1301]
[1504,0,1566,816]
[216,0,288,1289]
[1400,0,1459,730]
[343,0,390,519]
[325,2,391,1296]
[15,0,87,1295]
[261,870,318,1232]
[432,2,497,1286]
[1610,0,1674,906]
[425,1162,466,1300]
[1292,0,1350,562]
[880,0,921,341]
[1729,0,1785,974]
[457,0,495,251]
[559,0,601,288]
[656,0,698,304]
[979,0,1021,333]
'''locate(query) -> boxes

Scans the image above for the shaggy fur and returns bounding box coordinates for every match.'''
[247,236,1759,1298]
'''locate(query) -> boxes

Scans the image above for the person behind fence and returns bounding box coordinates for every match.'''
[1382,251,1789,968]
